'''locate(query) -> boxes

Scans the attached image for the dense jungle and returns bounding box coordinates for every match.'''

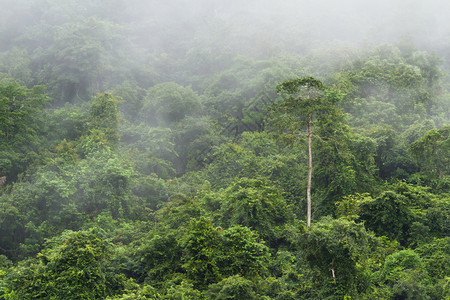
[0,0,449,299]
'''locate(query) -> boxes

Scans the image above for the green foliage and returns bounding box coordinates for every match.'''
[219,225,270,279]
[202,56,297,128]
[131,174,169,211]
[46,105,87,146]
[0,47,32,85]
[120,123,177,179]
[87,92,120,147]
[276,77,325,94]
[205,275,256,300]
[113,81,146,120]
[200,131,304,205]
[424,195,450,240]
[136,218,270,292]
[365,125,418,179]
[137,229,184,285]
[410,125,449,179]
[106,283,160,300]
[163,281,203,300]
[156,196,203,230]
[312,128,379,216]
[4,230,125,299]
[359,181,444,246]
[31,16,128,104]
[416,238,450,282]
[172,116,219,174]
[335,45,443,133]
[0,82,49,181]
[140,82,202,127]
[374,249,435,299]
[218,177,291,244]
[0,3,449,299]
[181,217,222,289]
[298,217,378,298]
[360,190,415,245]
[335,193,372,221]
[269,76,347,226]
[0,200,23,258]
[201,142,263,188]
[269,76,333,143]
[73,153,134,218]
[0,148,134,260]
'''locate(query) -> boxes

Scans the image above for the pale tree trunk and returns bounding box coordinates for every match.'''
[307,113,312,227]
[306,86,312,227]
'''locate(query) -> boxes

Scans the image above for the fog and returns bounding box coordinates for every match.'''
[1,0,449,120]
[127,0,450,55]
[3,0,450,54]
[135,0,450,53]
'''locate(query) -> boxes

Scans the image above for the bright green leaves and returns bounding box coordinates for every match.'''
[181,218,223,288]
[0,92,127,258]
[136,217,271,291]
[375,249,434,299]
[298,217,378,298]
[205,275,257,300]
[0,82,49,181]
[88,93,120,145]
[4,230,118,300]
[410,125,449,180]
[218,177,291,244]
[137,231,184,285]
[182,219,270,289]
[0,4,448,299]
[220,226,270,278]
[335,193,372,221]
[71,92,121,157]
[50,92,120,159]
[74,154,134,218]
[0,152,134,258]
[416,238,450,282]
[359,181,446,246]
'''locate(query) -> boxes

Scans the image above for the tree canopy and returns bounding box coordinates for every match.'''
[0,1,449,299]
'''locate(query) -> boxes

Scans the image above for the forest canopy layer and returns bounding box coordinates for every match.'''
[0,1,449,299]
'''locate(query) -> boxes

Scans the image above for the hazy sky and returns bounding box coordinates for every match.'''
[2,0,450,46]
[132,0,450,54]
[2,0,450,61]
[214,0,450,47]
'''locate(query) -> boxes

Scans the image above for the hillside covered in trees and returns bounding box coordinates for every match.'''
[0,1,449,299]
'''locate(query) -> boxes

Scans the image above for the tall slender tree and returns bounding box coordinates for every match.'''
[269,77,340,226]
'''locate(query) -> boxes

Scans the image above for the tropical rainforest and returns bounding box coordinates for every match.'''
[0,0,449,299]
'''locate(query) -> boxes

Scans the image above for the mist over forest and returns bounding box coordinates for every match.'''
[0,1,449,299]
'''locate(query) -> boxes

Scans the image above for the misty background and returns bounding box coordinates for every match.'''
[2,0,450,83]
